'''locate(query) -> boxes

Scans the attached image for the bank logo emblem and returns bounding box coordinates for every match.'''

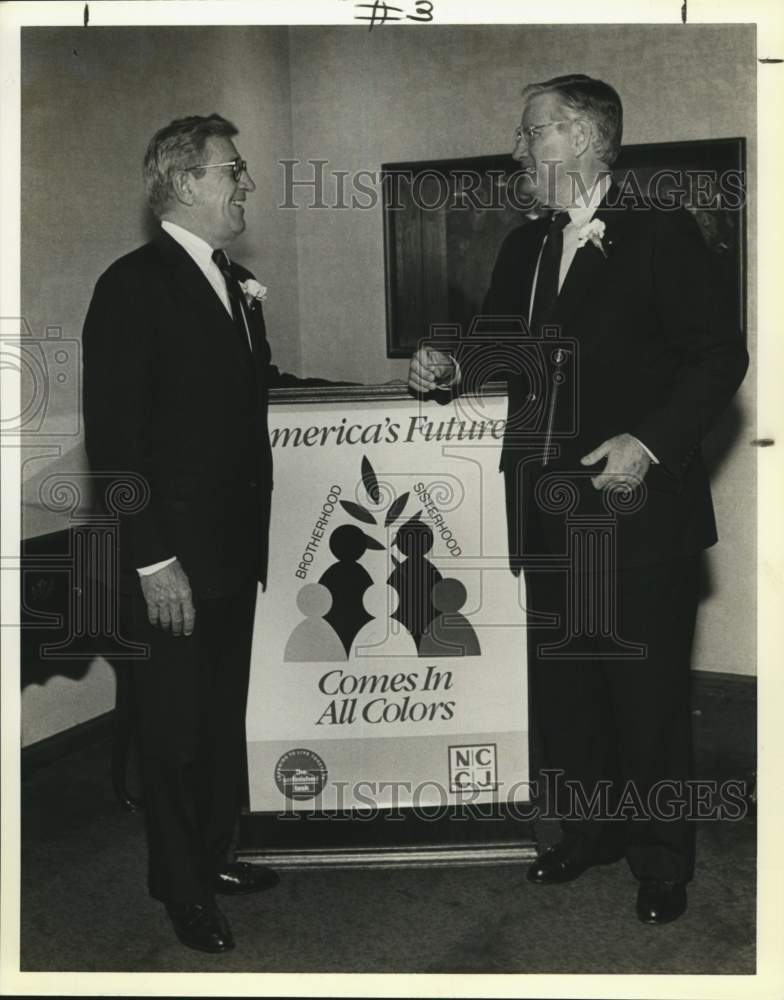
[449,743,498,792]
[275,748,328,800]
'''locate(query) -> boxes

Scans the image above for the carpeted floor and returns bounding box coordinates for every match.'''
[20,677,756,974]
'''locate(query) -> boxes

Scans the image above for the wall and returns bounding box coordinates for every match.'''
[21,26,301,390]
[19,23,756,746]
[20,658,116,747]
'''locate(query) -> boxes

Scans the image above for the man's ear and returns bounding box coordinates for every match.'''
[571,118,593,159]
[171,170,196,206]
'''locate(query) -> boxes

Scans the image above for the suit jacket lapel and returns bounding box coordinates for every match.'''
[228,261,273,377]
[153,231,254,366]
[551,186,626,328]
[520,217,549,320]
[242,298,269,356]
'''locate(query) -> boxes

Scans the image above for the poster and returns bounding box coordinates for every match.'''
[246,392,529,812]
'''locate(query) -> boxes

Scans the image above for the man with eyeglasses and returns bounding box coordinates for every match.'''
[83,114,329,953]
[409,74,747,924]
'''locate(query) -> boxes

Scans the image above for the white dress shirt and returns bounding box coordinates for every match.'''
[137,221,236,577]
[527,173,612,320]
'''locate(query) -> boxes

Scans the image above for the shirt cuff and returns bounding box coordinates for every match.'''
[631,436,659,464]
[137,556,177,576]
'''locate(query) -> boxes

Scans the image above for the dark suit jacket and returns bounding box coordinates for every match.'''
[83,229,327,598]
[472,192,748,569]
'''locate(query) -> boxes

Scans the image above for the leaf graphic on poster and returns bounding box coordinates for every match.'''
[384,492,409,527]
[361,456,381,504]
[339,500,377,525]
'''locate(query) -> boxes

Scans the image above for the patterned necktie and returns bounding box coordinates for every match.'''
[211,248,253,354]
[530,210,570,333]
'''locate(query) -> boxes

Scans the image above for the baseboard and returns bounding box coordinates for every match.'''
[21,710,115,778]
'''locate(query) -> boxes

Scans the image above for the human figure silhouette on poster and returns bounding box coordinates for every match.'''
[350,584,419,659]
[318,523,385,656]
[387,519,443,651]
[283,583,346,662]
[419,578,481,657]
[287,456,480,663]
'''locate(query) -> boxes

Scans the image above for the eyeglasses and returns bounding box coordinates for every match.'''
[185,157,248,182]
[514,120,573,144]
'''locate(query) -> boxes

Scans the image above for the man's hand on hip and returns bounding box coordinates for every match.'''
[581,433,651,491]
[408,347,455,394]
[139,559,195,636]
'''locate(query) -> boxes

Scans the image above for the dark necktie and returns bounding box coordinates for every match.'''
[212,248,252,354]
[529,210,570,333]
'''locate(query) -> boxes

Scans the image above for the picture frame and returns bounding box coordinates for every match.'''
[382,138,747,358]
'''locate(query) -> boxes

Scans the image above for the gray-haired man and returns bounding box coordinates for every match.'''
[410,75,747,924]
[84,114,326,951]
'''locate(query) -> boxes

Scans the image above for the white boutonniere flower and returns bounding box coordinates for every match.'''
[575,218,609,258]
[239,278,268,307]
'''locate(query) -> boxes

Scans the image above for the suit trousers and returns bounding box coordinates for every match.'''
[122,577,257,904]
[525,554,700,884]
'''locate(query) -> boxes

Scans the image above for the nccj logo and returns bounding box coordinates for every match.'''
[449,743,498,793]
[274,748,328,801]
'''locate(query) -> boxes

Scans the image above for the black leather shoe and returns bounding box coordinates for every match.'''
[526,842,623,885]
[636,880,687,924]
[165,901,235,953]
[214,862,280,895]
